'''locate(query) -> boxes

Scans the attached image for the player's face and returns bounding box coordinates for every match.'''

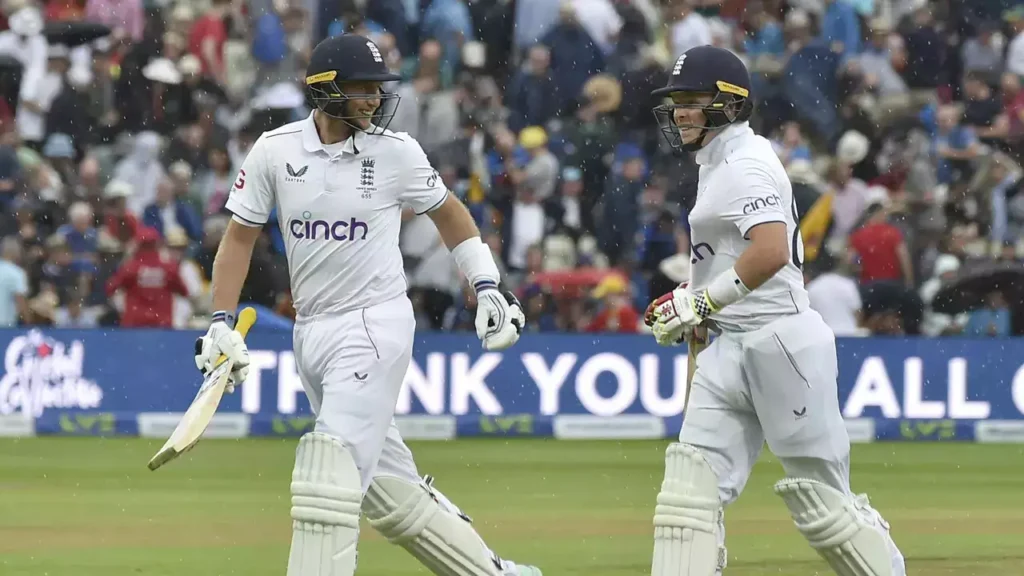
[670,92,714,144]
[340,81,384,130]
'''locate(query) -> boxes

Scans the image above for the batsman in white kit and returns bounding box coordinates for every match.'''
[191,34,541,576]
[643,46,906,576]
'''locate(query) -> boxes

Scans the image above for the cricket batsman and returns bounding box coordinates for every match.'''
[644,46,906,576]
[191,33,541,576]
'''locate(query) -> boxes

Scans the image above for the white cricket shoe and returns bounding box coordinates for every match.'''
[499,559,542,576]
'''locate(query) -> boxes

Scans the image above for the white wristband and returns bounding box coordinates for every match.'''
[705,267,751,310]
[450,237,501,292]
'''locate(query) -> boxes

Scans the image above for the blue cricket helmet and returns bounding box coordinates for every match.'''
[304,34,402,133]
[651,45,754,152]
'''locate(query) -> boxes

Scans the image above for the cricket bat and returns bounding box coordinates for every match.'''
[684,324,709,411]
[147,307,258,471]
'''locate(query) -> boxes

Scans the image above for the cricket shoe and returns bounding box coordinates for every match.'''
[498,558,542,576]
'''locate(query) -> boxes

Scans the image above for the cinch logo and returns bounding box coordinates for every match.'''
[290,213,369,241]
[691,241,715,264]
[742,194,782,215]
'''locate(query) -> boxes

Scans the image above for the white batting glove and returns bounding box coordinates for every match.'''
[647,287,719,347]
[193,314,250,393]
[475,286,526,351]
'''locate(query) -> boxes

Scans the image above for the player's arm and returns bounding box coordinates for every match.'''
[192,137,274,382]
[700,159,794,313]
[736,222,791,290]
[398,136,523,348]
[426,193,499,287]
[209,221,260,315]
[397,137,501,291]
[212,135,276,325]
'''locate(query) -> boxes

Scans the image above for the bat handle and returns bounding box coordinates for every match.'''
[211,307,258,367]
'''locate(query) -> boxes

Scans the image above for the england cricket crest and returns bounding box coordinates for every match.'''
[359,157,376,199]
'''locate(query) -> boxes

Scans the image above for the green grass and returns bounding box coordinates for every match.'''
[1,439,1022,575]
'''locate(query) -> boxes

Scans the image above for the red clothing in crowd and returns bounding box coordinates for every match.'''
[586,305,640,333]
[106,212,140,243]
[849,222,904,284]
[106,248,188,327]
[189,12,227,76]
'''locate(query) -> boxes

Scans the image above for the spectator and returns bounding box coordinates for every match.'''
[56,201,98,275]
[600,143,645,265]
[506,44,558,132]
[105,227,189,328]
[542,3,605,116]
[806,253,865,336]
[933,104,983,186]
[585,274,639,333]
[668,0,711,58]
[54,287,103,328]
[961,21,1003,77]
[17,44,69,150]
[0,235,28,326]
[142,178,203,243]
[964,290,1012,337]
[849,199,915,288]
[821,0,861,56]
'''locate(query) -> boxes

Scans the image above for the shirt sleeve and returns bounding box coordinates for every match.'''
[718,158,789,238]
[13,267,28,296]
[224,135,276,226]
[396,135,449,215]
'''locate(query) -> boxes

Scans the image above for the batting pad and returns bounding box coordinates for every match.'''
[287,433,362,576]
[363,476,509,576]
[774,478,902,576]
[652,443,724,576]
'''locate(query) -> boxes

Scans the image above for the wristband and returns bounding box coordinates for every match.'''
[450,237,501,293]
[705,267,751,311]
[212,310,236,329]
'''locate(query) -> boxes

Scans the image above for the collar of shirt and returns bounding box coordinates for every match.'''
[694,121,754,166]
[300,111,374,156]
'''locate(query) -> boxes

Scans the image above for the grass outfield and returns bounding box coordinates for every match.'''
[0,438,1021,575]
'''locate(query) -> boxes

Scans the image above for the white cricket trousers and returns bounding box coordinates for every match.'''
[681,309,852,505]
[292,295,423,493]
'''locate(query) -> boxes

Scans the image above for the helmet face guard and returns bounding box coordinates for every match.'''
[305,70,401,135]
[652,80,752,153]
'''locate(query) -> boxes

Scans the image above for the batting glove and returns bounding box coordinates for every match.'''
[475,285,526,351]
[647,286,719,347]
[194,313,251,393]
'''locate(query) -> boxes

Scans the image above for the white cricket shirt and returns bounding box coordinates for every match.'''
[225,112,449,320]
[688,122,809,332]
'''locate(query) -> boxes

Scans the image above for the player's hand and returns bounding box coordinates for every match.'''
[475,286,526,351]
[193,316,250,393]
[647,287,718,347]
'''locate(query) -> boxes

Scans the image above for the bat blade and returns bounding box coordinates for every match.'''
[147,308,257,471]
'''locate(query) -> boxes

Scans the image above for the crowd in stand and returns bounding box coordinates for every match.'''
[0,0,1022,336]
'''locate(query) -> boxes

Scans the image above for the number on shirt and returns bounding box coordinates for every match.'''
[790,197,804,269]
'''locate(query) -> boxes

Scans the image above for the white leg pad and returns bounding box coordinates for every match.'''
[287,433,362,576]
[774,478,905,576]
[652,443,726,576]
[363,475,511,576]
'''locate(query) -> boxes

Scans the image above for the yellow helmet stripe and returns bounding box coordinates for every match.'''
[716,81,749,98]
[305,71,337,85]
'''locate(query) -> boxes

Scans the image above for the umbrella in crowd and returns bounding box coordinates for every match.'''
[42,20,110,47]
[932,261,1024,315]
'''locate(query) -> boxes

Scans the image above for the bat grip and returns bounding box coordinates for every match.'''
[211,307,257,368]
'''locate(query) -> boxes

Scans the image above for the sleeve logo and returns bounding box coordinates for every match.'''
[234,169,246,190]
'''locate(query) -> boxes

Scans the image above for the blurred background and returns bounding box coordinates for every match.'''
[3,3,1024,574]
[1,0,1024,338]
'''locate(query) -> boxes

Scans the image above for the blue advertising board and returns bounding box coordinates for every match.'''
[1,328,1023,441]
